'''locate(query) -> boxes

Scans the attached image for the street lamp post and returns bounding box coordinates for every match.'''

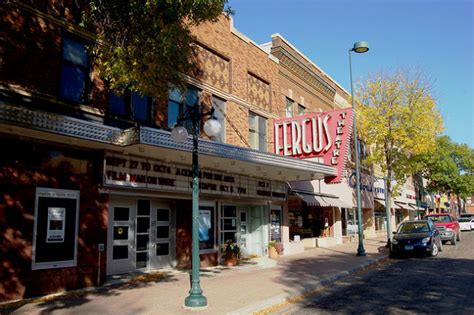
[349,41,369,257]
[171,97,221,309]
[374,175,392,246]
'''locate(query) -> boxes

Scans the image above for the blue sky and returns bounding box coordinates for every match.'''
[230,0,474,148]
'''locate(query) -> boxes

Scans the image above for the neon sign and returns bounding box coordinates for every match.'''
[274,109,354,183]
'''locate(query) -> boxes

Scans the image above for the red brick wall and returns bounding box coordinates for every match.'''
[191,16,281,150]
[0,138,107,301]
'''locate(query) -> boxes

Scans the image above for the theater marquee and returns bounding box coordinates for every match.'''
[104,153,287,200]
[274,109,354,184]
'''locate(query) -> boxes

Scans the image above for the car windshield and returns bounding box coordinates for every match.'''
[398,222,429,234]
[426,215,451,223]
[458,217,471,222]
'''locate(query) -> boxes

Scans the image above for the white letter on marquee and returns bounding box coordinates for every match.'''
[283,121,291,156]
[323,114,332,152]
[301,118,312,154]
[291,120,302,155]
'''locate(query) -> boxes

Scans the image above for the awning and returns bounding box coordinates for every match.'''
[0,103,337,182]
[294,191,353,208]
[409,203,425,211]
[374,198,386,208]
[393,201,406,210]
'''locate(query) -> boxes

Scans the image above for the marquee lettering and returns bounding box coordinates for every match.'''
[274,109,354,184]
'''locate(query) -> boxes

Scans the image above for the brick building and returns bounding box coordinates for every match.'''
[1,2,343,300]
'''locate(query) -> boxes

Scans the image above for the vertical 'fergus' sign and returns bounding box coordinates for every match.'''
[274,109,354,184]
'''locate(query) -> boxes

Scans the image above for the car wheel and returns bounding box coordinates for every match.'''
[430,243,439,257]
[457,232,461,242]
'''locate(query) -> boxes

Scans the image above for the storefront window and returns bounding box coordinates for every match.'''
[199,205,215,250]
[220,205,237,243]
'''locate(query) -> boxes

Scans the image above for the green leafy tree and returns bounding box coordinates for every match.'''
[356,70,443,197]
[419,135,474,199]
[84,0,231,99]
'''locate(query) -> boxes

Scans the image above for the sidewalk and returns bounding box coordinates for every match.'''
[5,235,388,315]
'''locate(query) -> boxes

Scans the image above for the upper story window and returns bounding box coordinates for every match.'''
[249,112,267,152]
[211,96,226,143]
[285,98,293,117]
[60,37,90,103]
[167,86,200,133]
[109,90,153,124]
[298,104,306,116]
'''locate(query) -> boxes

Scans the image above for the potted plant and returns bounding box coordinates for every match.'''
[267,241,279,259]
[222,240,240,266]
[275,241,284,256]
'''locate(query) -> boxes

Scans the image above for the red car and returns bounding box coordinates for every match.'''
[424,214,461,245]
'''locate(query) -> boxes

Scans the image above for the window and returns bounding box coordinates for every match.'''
[60,37,90,103]
[220,205,237,244]
[167,86,201,132]
[211,96,226,143]
[298,104,305,116]
[199,205,215,251]
[109,91,152,124]
[249,112,267,151]
[285,98,293,117]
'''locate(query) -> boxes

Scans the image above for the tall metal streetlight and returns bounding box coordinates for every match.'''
[373,175,392,247]
[349,41,369,257]
[171,95,222,309]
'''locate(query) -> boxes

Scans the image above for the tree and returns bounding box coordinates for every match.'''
[356,70,443,197]
[84,0,231,99]
[419,135,474,199]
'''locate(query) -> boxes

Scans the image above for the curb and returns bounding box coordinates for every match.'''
[229,254,389,315]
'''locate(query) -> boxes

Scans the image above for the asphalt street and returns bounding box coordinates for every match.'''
[273,230,474,315]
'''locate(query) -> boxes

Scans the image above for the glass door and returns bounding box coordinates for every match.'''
[135,200,151,270]
[107,198,136,275]
[150,201,174,268]
[238,209,248,256]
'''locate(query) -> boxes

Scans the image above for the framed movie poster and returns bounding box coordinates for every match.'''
[32,188,80,270]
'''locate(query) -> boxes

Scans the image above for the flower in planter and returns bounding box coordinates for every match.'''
[222,239,241,259]
[275,242,284,255]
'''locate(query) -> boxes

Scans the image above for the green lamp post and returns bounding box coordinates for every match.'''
[171,96,222,309]
[349,41,369,257]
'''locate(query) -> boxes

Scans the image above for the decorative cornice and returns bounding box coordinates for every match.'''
[272,47,336,98]
[279,71,334,109]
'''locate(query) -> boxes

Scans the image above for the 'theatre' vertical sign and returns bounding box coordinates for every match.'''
[274,108,354,184]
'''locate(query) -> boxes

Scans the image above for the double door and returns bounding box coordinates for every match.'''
[107,197,175,275]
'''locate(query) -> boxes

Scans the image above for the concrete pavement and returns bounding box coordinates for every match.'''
[3,235,389,315]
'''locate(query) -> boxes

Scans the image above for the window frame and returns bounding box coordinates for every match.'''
[249,111,267,152]
[298,104,306,116]
[285,97,294,117]
[59,35,91,104]
[109,90,153,125]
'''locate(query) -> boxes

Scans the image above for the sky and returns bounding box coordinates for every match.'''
[230,0,474,148]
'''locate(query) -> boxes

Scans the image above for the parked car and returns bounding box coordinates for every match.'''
[424,214,461,245]
[458,217,473,231]
[460,214,474,230]
[390,220,442,258]
[346,220,358,234]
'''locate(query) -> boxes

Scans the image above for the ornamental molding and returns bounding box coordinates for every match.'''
[272,47,336,99]
[279,71,334,109]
